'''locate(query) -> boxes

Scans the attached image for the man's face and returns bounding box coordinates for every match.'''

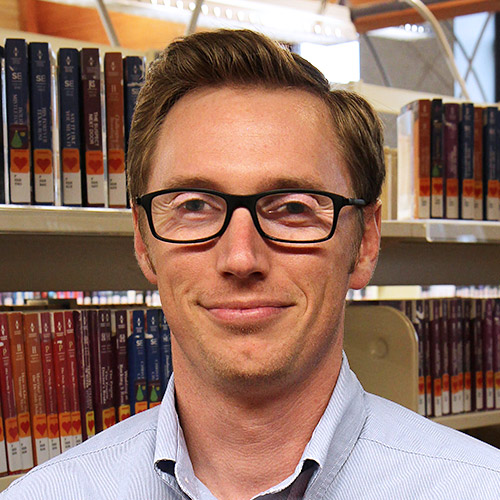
[134,86,379,394]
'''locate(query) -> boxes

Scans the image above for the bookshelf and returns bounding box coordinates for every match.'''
[0,474,22,492]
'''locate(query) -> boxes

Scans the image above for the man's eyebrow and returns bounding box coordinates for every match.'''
[159,176,224,190]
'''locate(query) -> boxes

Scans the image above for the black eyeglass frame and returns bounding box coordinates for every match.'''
[135,188,367,244]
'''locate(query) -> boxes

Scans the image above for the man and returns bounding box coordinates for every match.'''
[2,29,499,500]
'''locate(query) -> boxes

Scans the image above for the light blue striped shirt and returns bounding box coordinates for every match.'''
[2,354,500,499]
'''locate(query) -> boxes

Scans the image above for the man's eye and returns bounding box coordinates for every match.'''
[182,199,207,212]
[282,202,308,214]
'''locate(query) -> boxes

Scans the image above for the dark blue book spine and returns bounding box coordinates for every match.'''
[430,99,444,218]
[483,107,498,220]
[58,48,82,206]
[29,42,54,205]
[0,46,5,204]
[113,310,130,422]
[158,310,173,399]
[123,56,145,153]
[458,103,474,219]
[145,309,161,408]
[127,309,147,415]
[5,38,31,204]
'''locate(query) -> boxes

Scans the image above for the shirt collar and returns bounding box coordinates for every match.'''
[154,352,367,498]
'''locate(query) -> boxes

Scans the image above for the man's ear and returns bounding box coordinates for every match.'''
[132,206,158,285]
[348,200,382,290]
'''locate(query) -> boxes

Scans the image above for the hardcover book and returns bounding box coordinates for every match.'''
[429,300,443,417]
[448,300,464,414]
[458,103,474,219]
[443,103,459,219]
[5,39,31,204]
[483,107,499,221]
[412,100,431,218]
[145,309,161,408]
[0,399,8,476]
[127,309,148,415]
[123,56,145,154]
[159,310,173,399]
[430,99,444,218]
[461,299,472,412]
[0,46,6,205]
[29,42,54,205]
[111,310,130,422]
[471,299,484,411]
[493,299,500,410]
[473,106,484,220]
[58,48,82,206]
[439,300,450,415]
[483,299,495,409]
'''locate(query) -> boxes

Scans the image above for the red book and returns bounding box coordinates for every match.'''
[23,312,50,465]
[50,311,73,452]
[111,310,130,422]
[413,100,431,218]
[0,398,9,476]
[0,313,22,473]
[73,310,95,441]
[473,106,484,220]
[104,52,127,208]
[7,312,34,470]
[39,312,61,458]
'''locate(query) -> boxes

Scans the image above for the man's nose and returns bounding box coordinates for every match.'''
[215,207,270,280]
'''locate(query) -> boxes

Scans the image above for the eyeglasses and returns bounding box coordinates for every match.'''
[135,188,366,244]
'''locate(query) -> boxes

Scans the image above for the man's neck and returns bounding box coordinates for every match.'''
[173,351,343,500]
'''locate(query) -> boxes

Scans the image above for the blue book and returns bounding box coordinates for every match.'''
[5,38,31,204]
[123,56,145,154]
[158,310,173,399]
[127,309,147,415]
[145,309,161,408]
[458,103,474,219]
[482,107,498,221]
[29,42,54,205]
[58,48,82,206]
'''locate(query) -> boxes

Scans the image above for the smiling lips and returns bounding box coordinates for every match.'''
[203,301,292,324]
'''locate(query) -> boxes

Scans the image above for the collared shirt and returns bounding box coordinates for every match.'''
[2,354,500,500]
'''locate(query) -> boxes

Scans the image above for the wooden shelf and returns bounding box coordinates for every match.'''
[0,474,23,492]
[432,410,500,430]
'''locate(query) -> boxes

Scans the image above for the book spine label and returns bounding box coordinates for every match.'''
[429,301,442,417]
[145,309,161,408]
[459,103,474,219]
[64,311,82,445]
[51,311,74,452]
[443,103,459,219]
[128,309,148,415]
[58,48,82,206]
[39,312,61,458]
[29,42,54,204]
[0,398,8,476]
[483,299,495,409]
[483,108,499,221]
[0,314,22,473]
[493,299,500,410]
[23,313,50,466]
[430,99,444,218]
[7,312,34,470]
[414,100,431,218]
[5,39,31,204]
[112,310,130,421]
[159,310,173,400]
[473,106,484,220]
[104,53,126,208]
[123,56,145,154]
[81,48,105,207]
[472,300,484,411]
[462,299,472,412]
[73,310,95,441]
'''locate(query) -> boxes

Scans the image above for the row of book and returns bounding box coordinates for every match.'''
[397,99,500,221]
[0,307,172,475]
[0,38,146,207]
[353,298,500,418]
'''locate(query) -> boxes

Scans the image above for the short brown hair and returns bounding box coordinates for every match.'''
[127,29,385,206]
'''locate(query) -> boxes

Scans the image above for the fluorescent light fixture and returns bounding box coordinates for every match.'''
[368,24,432,41]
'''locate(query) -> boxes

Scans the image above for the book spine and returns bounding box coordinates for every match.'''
[104,52,126,208]
[413,100,431,219]
[448,299,464,414]
[158,310,173,400]
[58,48,82,206]
[483,298,495,409]
[100,310,116,430]
[471,299,484,411]
[462,299,472,412]
[493,299,500,410]
[111,310,130,422]
[483,107,499,221]
[0,313,22,473]
[39,312,61,458]
[430,99,444,218]
[473,106,484,220]
[29,42,54,205]
[123,56,145,155]
[128,309,148,415]
[429,300,442,417]
[8,313,34,470]
[50,311,73,452]
[406,301,426,415]
[396,103,414,220]
[440,300,450,415]
[443,103,459,219]
[22,312,50,466]
[73,310,95,441]
[63,311,82,445]
[5,38,31,204]
[0,46,6,205]
[0,398,8,476]
[80,48,104,207]
[458,103,474,219]
[89,309,103,433]
[423,300,432,416]
[145,309,161,408]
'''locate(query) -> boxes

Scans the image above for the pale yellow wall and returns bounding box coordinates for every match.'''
[0,0,20,30]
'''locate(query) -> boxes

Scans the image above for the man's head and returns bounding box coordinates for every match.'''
[129,29,384,396]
